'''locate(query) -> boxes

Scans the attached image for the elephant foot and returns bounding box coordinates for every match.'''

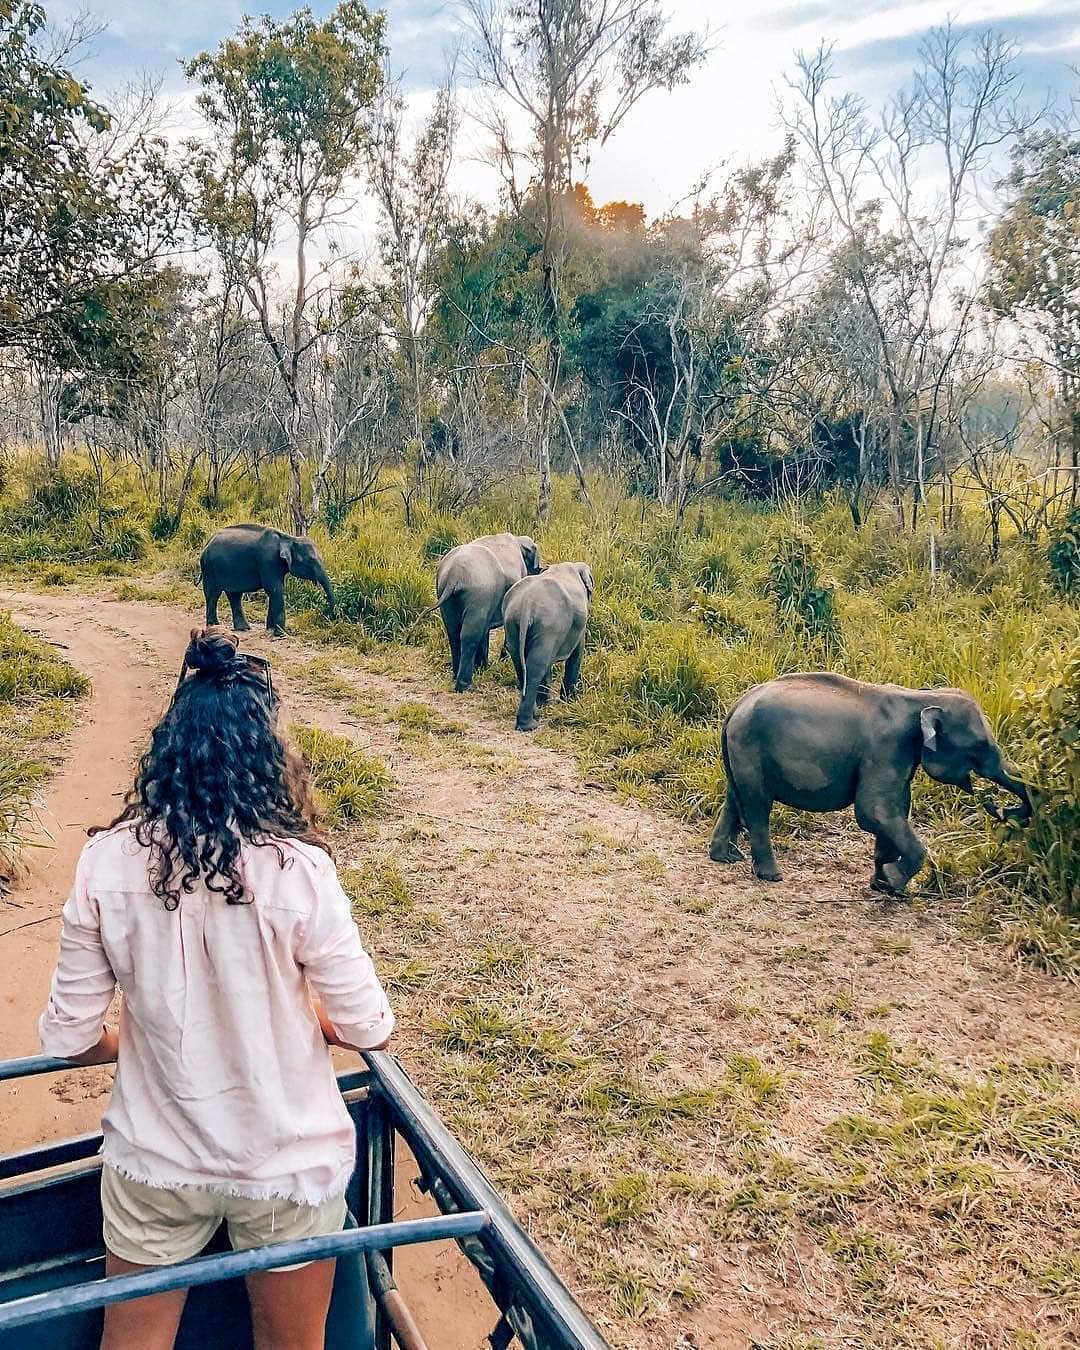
[880,862,909,893]
[453,681,472,694]
[232,620,252,633]
[709,842,745,864]
[870,877,908,899]
[268,626,286,639]
[516,718,539,733]
[871,864,909,898]
[753,864,783,883]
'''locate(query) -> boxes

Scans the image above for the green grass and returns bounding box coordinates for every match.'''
[0,612,88,867]
[289,723,391,826]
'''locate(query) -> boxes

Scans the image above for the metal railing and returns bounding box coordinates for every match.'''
[0,1052,611,1350]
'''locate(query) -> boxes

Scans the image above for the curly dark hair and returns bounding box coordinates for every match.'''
[94,627,328,910]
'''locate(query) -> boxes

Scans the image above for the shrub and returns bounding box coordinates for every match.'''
[767,523,842,649]
[1048,508,1080,598]
[22,462,98,523]
[99,520,149,562]
[692,541,740,593]
[421,519,460,561]
[687,591,752,644]
[1009,642,1080,917]
[0,612,88,867]
[586,595,645,651]
[0,613,90,702]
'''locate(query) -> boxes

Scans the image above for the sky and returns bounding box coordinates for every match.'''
[45,0,1080,223]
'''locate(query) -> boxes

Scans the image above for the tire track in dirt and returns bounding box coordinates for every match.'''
[1,588,1076,1349]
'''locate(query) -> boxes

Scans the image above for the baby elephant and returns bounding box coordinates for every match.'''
[710,672,1031,895]
[503,563,593,732]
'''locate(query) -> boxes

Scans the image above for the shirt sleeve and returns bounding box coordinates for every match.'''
[298,861,395,1051]
[38,848,117,1059]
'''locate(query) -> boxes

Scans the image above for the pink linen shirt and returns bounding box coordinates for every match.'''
[39,822,394,1206]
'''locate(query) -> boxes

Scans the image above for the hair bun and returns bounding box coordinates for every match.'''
[185,627,241,677]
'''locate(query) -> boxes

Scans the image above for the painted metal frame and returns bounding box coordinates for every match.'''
[0,1053,611,1350]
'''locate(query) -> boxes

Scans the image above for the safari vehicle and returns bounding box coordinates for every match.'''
[0,1053,609,1350]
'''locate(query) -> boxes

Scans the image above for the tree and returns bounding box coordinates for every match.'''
[363,76,458,487]
[987,130,1080,511]
[788,26,1025,528]
[186,1,386,532]
[464,0,708,517]
[1,2,185,465]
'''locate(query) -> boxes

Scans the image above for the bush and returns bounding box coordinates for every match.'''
[692,541,740,593]
[767,523,843,649]
[1048,508,1080,598]
[687,591,752,644]
[1009,642,1080,917]
[421,519,460,561]
[0,612,88,866]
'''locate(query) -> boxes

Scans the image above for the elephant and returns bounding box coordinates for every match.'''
[436,533,541,693]
[504,563,593,732]
[200,524,335,636]
[708,672,1032,896]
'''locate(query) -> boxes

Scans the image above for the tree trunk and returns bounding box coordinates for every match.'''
[37,368,63,470]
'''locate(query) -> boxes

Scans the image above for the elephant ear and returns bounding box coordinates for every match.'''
[518,537,541,573]
[277,536,293,570]
[578,564,595,599]
[920,705,943,754]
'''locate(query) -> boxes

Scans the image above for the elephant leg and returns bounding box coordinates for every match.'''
[709,785,745,863]
[560,641,584,700]
[227,592,251,632]
[507,630,525,694]
[203,577,221,627]
[266,582,286,635]
[535,672,553,708]
[454,611,488,693]
[473,629,491,673]
[440,599,462,679]
[871,834,901,889]
[516,658,551,733]
[861,812,926,896]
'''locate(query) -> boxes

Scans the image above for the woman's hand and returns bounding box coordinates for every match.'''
[65,1024,119,1066]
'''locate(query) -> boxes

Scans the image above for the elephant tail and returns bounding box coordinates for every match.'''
[517,618,530,683]
[720,713,745,830]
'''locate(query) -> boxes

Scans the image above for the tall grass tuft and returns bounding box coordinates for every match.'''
[290,724,391,825]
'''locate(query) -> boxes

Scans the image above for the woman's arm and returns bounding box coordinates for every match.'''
[298,863,395,1053]
[313,1000,391,1052]
[39,857,119,1062]
[64,1025,120,1066]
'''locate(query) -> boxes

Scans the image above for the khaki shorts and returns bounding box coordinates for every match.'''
[101,1165,348,1269]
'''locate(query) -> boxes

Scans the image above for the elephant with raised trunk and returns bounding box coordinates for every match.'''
[709,673,1031,895]
[436,533,541,692]
[504,563,593,732]
[200,524,335,636]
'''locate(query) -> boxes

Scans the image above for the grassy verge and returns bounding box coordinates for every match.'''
[0,611,89,880]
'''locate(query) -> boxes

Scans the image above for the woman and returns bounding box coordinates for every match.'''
[39,628,393,1350]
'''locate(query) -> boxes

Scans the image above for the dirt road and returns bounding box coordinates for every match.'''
[1,587,1076,1349]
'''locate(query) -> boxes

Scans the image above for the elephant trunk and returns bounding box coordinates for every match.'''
[978,759,1033,823]
[314,565,335,617]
